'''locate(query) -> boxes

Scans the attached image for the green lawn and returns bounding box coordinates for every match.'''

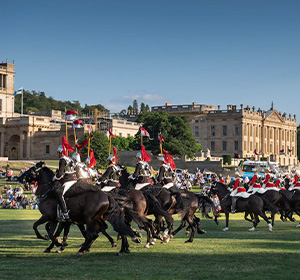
[0,210,300,280]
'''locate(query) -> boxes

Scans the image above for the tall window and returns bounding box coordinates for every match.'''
[210,126,215,136]
[234,126,239,136]
[45,145,50,154]
[194,126,199,137]
[223,126,227,136]
[211,141,215,151]
[0,99,2,112]
[234,141,238,150]
[223,141,227,151]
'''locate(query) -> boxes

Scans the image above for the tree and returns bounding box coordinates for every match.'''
[145,104,150,112]
[136,111,201,158]
[78,131,109,168]
[140,102,146,112]
[133,99,138,111]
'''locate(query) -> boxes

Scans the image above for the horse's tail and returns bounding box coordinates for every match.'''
[112,194,146,229]
[195,193,219,219]
[144,192,174,225]
[106,194,135,238]
[260,196,278,215]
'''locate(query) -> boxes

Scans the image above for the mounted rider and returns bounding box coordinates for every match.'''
[230,171,248,213]
[157,155,182,209]
[53,145,77,221]
[130,152,153,190]
[274,173,286,190]
[98,154,121,192]
[72,152,91,183]
[247,168,262,194]
[262,168,275,189]
[289,169,300,191]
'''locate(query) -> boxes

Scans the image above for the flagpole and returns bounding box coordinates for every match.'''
[21,88,23,116]
[88,135,90,157]
[160,140,163,155]
[73,127,77,152]
[109,136,111,155]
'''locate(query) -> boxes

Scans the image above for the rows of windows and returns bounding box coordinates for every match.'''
[209,125,239,137]
[210,141,239,151]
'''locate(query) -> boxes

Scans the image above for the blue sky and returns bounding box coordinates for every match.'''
[2,0,300,119]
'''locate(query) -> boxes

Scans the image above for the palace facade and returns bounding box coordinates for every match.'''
[152,102,298,167]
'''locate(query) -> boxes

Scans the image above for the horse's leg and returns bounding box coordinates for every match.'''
[194,216,206,234]
[33,215,51,240]
[47,221,62,247]
[102,229,117,247]
[171,219,187,237]
[185,215,197,243]
[117,234,130,256]
[254,210,272,232]
[56,222,72,253]
[223,212,230,231]
[77,221,100,256]
[44,222,65,253]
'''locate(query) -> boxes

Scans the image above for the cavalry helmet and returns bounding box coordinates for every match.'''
[158,155,165,163]
[107,154,116,164]
[291,167,296,173]
[57,145,63,153]
[72,152,81,163]
[136,152,142,160]
[85,157,90,165]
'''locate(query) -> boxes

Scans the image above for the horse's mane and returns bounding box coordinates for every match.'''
[40,166,55,178]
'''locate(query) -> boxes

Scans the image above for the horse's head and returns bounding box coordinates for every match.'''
[209,181,229,199]
[18,162,45,183]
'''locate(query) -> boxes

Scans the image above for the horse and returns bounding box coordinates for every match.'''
[209,181,275,232]
[154,188,219,243]
[19,162,141,256]
[116,167,174,248]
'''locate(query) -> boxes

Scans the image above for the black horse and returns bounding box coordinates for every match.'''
[159,189,219,243]
[116,167,174,248]
[210,182,275,232]
[19,162,141,255]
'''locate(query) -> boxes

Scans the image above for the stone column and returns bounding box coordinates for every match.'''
[0,132,4,157]
[19,131,23,160]
[26,131,30,159]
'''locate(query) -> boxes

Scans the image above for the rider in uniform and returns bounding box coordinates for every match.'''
[262,168,275,189]
[98,154,121,188]
[72,152,91,183]
[248,168,261,194]
[230,171,246,213]
[156,155,182,208]
[53,146,77,221]
[289,169,300,191]
[131,152,153,185]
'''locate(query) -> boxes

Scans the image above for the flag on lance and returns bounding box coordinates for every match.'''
[280,149,286,155]
[158,132,165,143]
[106,128,116,139]
[65,110,78,121]
[73,120,83,128]
[141,126,153,140]
[254,149,261,155]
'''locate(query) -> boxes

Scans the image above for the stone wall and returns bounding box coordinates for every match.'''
[118,150,230,175]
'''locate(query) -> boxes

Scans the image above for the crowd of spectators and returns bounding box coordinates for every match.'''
[0,163,38,210]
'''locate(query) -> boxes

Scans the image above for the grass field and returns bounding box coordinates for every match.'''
[1,210,300,280]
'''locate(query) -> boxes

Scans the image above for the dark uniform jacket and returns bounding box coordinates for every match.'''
[99,164,120,187]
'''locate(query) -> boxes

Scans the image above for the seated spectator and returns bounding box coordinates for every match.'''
[30,195,38,209]
[0,194,4,206]
[20,195,29,209]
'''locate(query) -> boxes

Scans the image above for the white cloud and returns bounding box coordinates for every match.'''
[111,90,165,105]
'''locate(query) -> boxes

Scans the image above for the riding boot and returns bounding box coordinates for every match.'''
[54,187,69,221]
[231,197,237,214]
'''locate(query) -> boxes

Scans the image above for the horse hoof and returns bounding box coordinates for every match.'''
[132,238,141,244]
[268,224,273,232]
[111,243,117,248]
[150,240,155,246]
[170,234,174,239]
[61,241,68,247]
[76,251,84,257]
[55,249,63,253]
[44,249,51,253]
[116,252,122,256]
[199,230,206,234]
[248,227,255,232]
[296,224,300,228]
[137,232,142,238]
[124,249,130,254]
[144,243,150,248]
[185,231,190,236]
[223,227,229,232]
[185,240,193,243]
